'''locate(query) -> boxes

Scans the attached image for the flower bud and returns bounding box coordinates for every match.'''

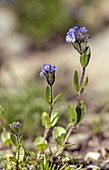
[40,64,58,86]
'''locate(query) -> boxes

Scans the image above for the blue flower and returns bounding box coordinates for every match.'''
[40,64,58,86]
[66,26,89,43]
[40,64,58,77]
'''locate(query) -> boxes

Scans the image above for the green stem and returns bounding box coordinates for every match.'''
[77,67,86,110]
[43,85,53,143]
[16,134,20,170]
[80,67,85,88]
[16,147,20,170]
[43,128,49,143]
[78,42,82,55]
[49,85,53,117]
[55,126,76,157]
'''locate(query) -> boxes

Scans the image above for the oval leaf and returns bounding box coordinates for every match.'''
[84,46,91,57]
[41,112,50,129]
[50,109,59,127]
[10,134,18,147]
[81,76,88,91]
[72,42,79,52]
[68,105,77,126]
[34,137,48,151]
[73,71,79,92]
[80,46,91,68]
[76,101,86,124]
[52,93,61,106]
[9,157,17,163]
[5,139,12,146]
[53,126,66,145]
[45,86,51,105]
[80,53,86,68]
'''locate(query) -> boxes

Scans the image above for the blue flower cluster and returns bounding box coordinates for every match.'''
[9,121,22,129]
[66,26,90,43]
[40,64,58,77]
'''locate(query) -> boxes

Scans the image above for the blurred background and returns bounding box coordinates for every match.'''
[0,0,109,139]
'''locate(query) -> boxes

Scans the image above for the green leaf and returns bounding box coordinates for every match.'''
[9,157,17,163]
[19,135,23,145]
[73,70,79,92]
[53,126,66,145]
[72,42,79,52]
[1,131,6,143]
[4,139,12,146]
[10,134,18,147]
[0,105,4,119]
[41,112,50,129]
[52,93,61,106]
[80,46,91,68]
[82,42,87,52]
[80,53,86,68]
[16,147,25,162]
[1,131,10,143]
[76,101,86,124]
[84,46,91,57]
[50,109,59,127]
[68,105,77,126]
[81,76,88,91]
[45,86,51,105]
[34,137,48,151]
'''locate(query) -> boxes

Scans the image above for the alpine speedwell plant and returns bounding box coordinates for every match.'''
[35,26,91,159]
[0,26,91,169]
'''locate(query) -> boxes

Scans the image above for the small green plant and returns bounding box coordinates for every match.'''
[0,26,91,169]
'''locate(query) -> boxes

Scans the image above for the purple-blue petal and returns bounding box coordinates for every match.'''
[65,35,72,43]
[51,66,58,71]
[65,34,76,43]
[41,64,51,72]
[67,30,75,38]
[79,27,88,33]
[69,26,79,33]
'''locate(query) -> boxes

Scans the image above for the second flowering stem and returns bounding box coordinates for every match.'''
[43,85,53,143]
[49,85,53,117]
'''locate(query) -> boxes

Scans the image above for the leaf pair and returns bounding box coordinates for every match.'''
[41,110,58,129]
[45,86,61,106]
[10,146,24,163]
[73,70,88,92]
[68,105,77,126]
[34,136,48,151]
[68,101,86,126]
[53,126,66,145]
[10,134,23,147]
